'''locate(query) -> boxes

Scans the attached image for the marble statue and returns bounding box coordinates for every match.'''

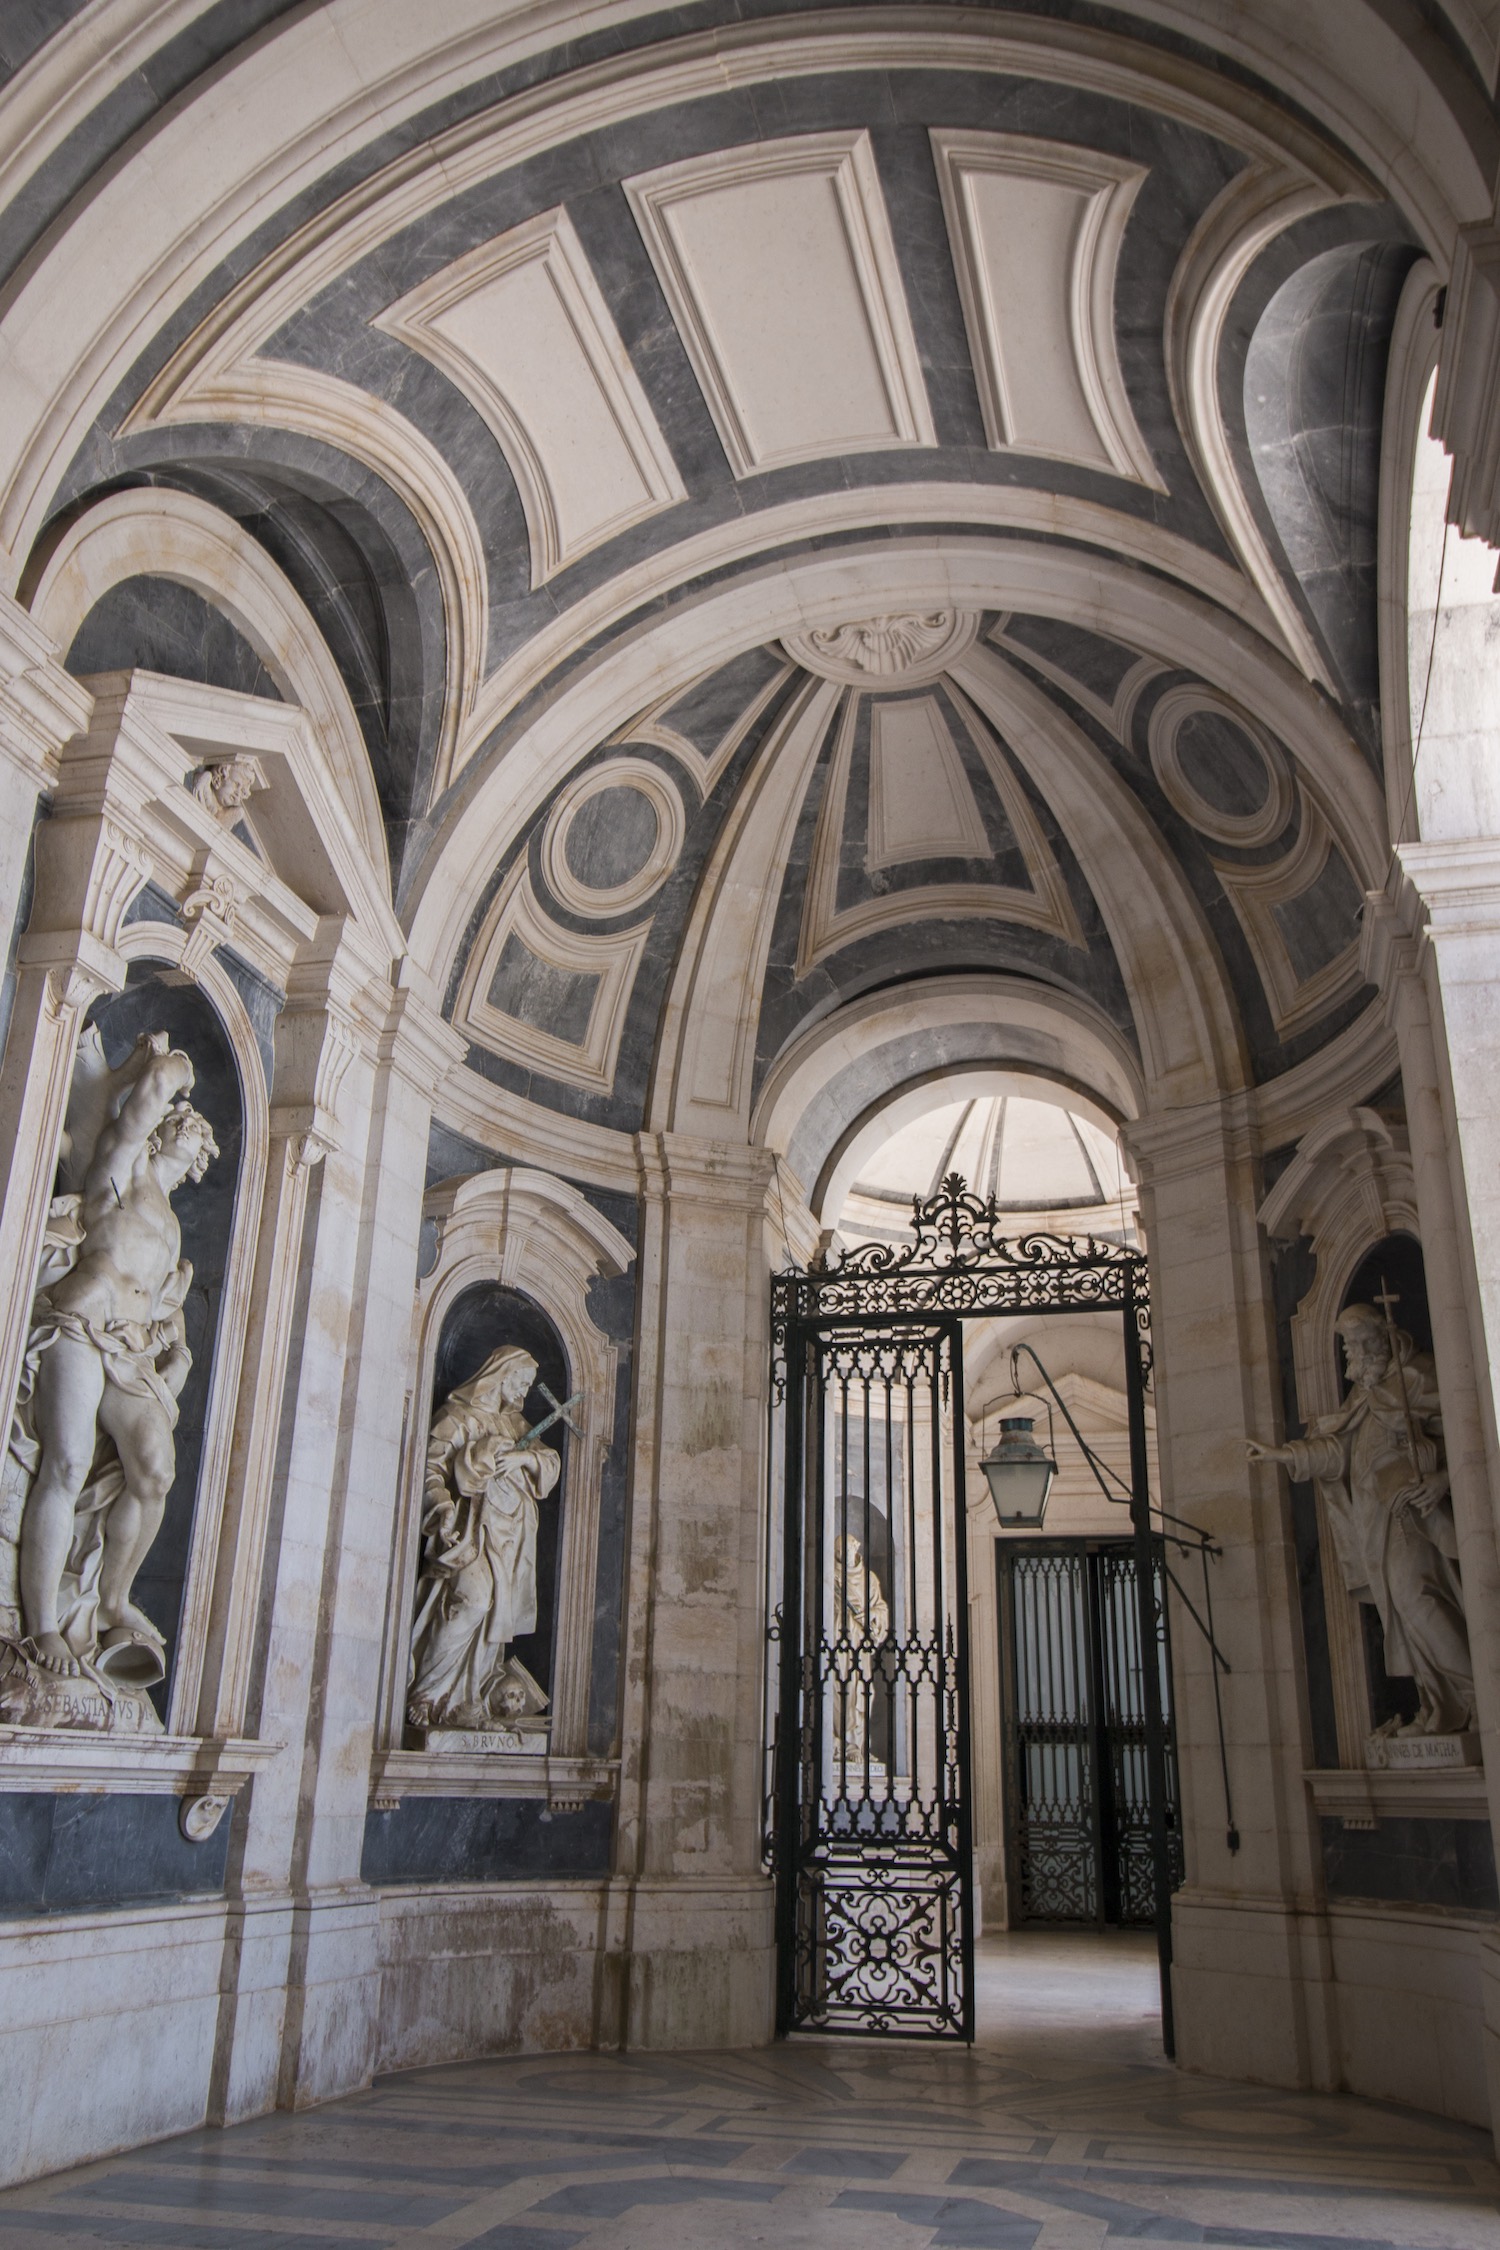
[406,1345,567,1736]
[1248,1300,1475,1743]
[833,1533,889,1773]
[0,1027,218,1730]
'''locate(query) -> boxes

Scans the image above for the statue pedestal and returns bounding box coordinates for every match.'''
[1366,1730,1481,1771]
[0,1644,162,1734]
[416,1722,549,1756]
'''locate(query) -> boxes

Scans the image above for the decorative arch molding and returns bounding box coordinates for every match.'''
[0,1,1437,634]
[751,972,1145,1223]
[407,535,1383,1014]
[24,488,389,883]
[372,1164,634,1799]
[1376,257,1442,838]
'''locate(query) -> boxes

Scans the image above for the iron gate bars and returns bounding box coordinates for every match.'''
[776,1320,972,2039]
[769,1172,1177,2054]
[999,1539,1182,1927]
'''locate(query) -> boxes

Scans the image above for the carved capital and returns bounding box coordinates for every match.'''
[178,870,243,980]
[284,1126,337,1178]
[41,960,113,1021]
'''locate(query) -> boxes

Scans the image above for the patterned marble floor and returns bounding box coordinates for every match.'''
[1,1929,1497,2249]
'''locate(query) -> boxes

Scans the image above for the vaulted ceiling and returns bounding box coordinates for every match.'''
[7,0,1492,1147]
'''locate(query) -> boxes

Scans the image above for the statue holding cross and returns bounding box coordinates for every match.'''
[1248,1289,1474,1742]
[406,1345,581,1736]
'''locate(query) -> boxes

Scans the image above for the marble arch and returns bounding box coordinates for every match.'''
[3,0,1500,2197]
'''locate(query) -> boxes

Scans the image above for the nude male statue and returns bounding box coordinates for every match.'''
[15,1032,217,1678]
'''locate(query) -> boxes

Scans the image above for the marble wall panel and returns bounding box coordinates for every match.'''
[0,1791,232,1916]
[65,574,282,701]
[361,1796,612,1886]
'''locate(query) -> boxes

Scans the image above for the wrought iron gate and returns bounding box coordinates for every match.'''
[775,1320,972,2038]
[999,1540,1181,1926]
[770,1175,1176,2051]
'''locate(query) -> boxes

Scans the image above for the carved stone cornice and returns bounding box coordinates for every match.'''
[1120,1090,1256,1191]
[1257,1106,1416,1248]
[1359,868,1427,1002]
[639,1129,780,1212]
[376,972,468,1092]
[0,592,93,787]
[1397,837,1500,940]
[1431,210,1500,556]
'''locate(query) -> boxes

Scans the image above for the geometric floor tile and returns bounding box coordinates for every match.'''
[0,1932,1495,2249]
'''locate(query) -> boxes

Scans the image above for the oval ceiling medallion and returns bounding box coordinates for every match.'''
[782,609,979,686]
[1147,684,1295,848]
[541,756,686,918]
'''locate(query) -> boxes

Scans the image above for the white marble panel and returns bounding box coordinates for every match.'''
[626,131,935,476]
[867,694,991,870]
[378,207,686,583]
[932,130,1160,487]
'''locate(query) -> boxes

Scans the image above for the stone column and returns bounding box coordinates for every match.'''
[611,1131,778,2050]
[200,919,372,2125]
[1369,856,1500,2137]
[205,933,464,2119]
[274,967,465,2109]
[0,596,92,982]
[1125,1099,1337,2092]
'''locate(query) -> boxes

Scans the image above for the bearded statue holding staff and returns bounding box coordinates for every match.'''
[0,1027,218,1730]
[407,1345,577,1736]
[1248,1299,1474,1742]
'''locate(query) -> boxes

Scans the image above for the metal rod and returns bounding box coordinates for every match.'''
[1123,1278,1175,2059]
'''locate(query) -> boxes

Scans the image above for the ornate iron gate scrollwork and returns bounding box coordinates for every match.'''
[769,1174,1177,2050]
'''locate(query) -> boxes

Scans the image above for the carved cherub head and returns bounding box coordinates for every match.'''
[193,755,268,822]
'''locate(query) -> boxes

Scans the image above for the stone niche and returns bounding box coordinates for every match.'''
[1260,1109,1490,1896]
[367,1166,633,1821]
[0,665,396,1886]
[407,1281,571,1753]
[0,957,248,1738]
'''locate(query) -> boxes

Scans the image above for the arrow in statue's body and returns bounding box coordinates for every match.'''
[513,1382,584,1451]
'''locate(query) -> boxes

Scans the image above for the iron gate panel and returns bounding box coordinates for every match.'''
[768,1178,1175,2051]
[1000,1540,1182,1927]
[779,1321,972,2039]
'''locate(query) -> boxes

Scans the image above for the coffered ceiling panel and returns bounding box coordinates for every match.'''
[378,207,686,584]
[625,130,936,477]
[932,130,1162,488]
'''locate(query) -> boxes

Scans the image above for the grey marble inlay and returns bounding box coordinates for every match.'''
[1271,844,1364,981]
[995,620,1375,1084]
[66,575,283,702]
[564,786,660,892]
[1173,707,1273,820]
[488,935,599,1045]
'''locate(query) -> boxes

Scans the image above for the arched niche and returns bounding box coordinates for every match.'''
[426,1279,572,1709]
[81,957,247,1721]
[373,1166,634,1796]
[1258,1105,1422,1765]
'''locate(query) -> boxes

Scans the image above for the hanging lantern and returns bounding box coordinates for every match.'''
[980,1414,1056,1528]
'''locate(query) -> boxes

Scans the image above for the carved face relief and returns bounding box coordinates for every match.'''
[782,609,979,686]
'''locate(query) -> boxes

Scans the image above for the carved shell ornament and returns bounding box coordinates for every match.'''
[782,610,979,686]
